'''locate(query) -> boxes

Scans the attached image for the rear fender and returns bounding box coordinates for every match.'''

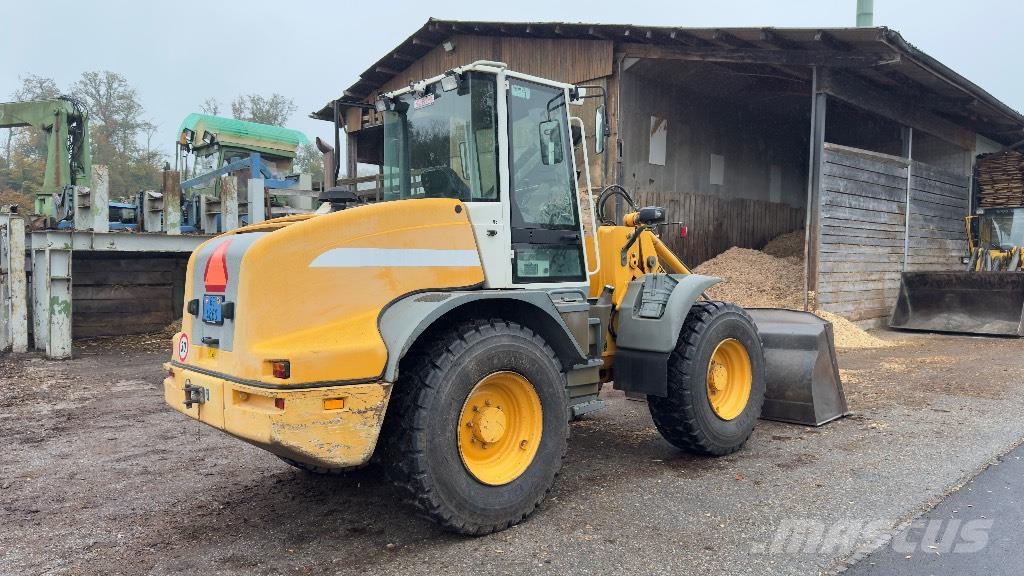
[378,291,589,382]
[613,274,721,396]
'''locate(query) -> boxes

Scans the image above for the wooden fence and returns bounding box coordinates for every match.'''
[631,190,806,268]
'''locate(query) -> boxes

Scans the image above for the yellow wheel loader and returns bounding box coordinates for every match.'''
[890,206,1024,337]
[164,62,845,534]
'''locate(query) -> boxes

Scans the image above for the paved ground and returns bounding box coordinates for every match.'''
[845,441,1024,576]
[2,330,1023,575]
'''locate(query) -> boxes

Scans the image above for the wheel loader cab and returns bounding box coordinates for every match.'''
[378,63,591,290]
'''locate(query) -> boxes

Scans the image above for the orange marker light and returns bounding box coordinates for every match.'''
[323,398,345,410]
[204,239,232,293]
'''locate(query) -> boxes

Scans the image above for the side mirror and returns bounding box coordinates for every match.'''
[538,120,564,165]
[595,104,608,155]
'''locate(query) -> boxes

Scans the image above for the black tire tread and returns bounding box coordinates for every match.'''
[381,318,568,535]
[648,301,764,456]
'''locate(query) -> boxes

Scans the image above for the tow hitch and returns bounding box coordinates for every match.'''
[183,380,210,408]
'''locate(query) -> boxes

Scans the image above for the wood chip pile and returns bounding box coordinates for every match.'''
[694,230,892,349]
[977,151,1024,208]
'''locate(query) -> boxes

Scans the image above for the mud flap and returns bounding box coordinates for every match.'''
[747,309,849,426]
[889,272,1024,337]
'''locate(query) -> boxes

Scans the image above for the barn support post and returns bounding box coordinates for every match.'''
[91,165,110,233]
[6,216,28,352]
[221,176,239,231]
[163,170,182,235]
[804,67,828,310]
[247,179,266,223]
[72,185,93,231]
[901,126,914,270]
[30,231,73,359]
[142,191,163,232]
[346,132,358,179]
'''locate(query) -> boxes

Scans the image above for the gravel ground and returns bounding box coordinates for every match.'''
[2,330,1023,575]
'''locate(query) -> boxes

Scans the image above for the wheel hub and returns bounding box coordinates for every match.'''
[457,371,543,486]
[708,362,729,393]
[472,406,507,444]
[706,338,753,421]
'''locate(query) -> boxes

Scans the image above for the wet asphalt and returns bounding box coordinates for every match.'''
[844,441,1024,576]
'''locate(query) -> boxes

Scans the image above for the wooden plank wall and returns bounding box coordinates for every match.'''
[632,189,805,268]
[816,144,908,322]
[72,254,188,338]
[906,161,970,271]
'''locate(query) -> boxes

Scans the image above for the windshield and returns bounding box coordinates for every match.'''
[382,72,498,202]
[980,208,1024,249]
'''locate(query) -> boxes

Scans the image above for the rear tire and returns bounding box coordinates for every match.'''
[648,301,765,456]
[381,319,569,535]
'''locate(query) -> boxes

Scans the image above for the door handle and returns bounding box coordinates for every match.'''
[561,232,581,241]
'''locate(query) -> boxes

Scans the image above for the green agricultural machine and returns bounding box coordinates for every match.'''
[0,98,91,218]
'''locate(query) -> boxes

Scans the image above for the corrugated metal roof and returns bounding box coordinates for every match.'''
[179,113,309,149]
[313,18,1023,143]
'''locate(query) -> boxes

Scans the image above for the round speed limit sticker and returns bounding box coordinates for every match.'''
[178,333,189,362]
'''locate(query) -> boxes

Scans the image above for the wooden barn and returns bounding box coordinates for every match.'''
[314,19,1024,325]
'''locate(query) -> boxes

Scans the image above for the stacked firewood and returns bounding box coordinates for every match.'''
[977,150,1024,208]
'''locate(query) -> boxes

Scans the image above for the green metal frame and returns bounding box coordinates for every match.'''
[0,99,91,215]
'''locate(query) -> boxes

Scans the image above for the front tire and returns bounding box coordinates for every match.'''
[382,319,569,535]
[648,301,765,456]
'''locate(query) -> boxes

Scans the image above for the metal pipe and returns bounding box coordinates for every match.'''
[856,0,874,27]
[803,67,818,312]
[651,233,691,274]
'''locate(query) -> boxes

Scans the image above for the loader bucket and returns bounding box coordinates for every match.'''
[747,309,849,426]
[889,272,1024,337]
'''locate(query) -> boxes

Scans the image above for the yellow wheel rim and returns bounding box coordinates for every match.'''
[457,371,543,486]
[706,338,752,421]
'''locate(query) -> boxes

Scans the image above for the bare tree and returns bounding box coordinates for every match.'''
[200,97,220,116]
[71,71,161,193]
[230,94,297,126]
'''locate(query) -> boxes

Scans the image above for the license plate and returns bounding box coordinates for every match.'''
[202,294,224,325]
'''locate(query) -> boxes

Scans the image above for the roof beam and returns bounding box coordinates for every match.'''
[814,30,852,52]
[818,68,974,149]
[669,30,711,47]
[712,30,756,49]
[618,42,899,68]
[760,28,801,50]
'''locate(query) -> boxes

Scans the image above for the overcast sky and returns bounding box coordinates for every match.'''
[3,0,1022,160]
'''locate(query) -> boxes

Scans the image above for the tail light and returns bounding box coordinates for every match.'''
[204,239,232,293]
[679,226,688,238]
[271,360,290,379]
[274,398,286,410]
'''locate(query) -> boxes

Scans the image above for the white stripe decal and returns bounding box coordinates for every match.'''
[310,248,480,268]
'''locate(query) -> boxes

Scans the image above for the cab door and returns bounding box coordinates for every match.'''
[506,77,587,286]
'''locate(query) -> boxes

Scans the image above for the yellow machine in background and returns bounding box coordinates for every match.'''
[164,62,845,534]
[965,207,1024,271]
[890,206,1024,337]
